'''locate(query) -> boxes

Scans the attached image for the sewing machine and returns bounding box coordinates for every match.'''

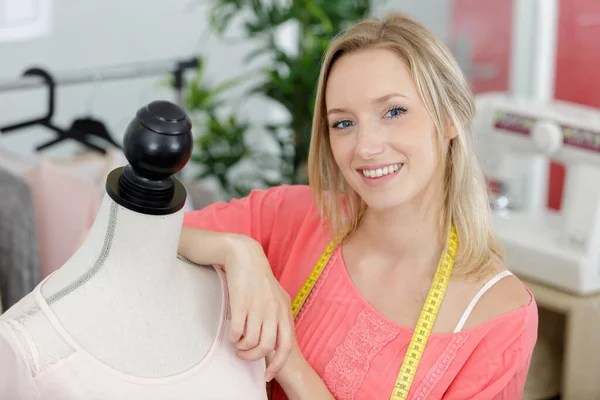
[476,92,600,295]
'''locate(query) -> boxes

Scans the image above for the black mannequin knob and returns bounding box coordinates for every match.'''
[123,100,193,180]
[105,100,192,215]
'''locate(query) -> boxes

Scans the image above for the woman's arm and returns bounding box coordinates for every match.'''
[178,225,295,381]
[178,225,247,269]
[273,342,335,400]
[178,185,316,380]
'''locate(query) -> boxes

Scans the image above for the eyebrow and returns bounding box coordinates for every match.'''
[327,92,411,115]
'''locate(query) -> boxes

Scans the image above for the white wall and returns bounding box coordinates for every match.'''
[375,0,451,41]
[0,0,452,178]
[0,0,262,165]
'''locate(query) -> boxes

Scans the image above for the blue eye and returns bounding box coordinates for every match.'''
[385,106,407,119]
[331,120,354,129]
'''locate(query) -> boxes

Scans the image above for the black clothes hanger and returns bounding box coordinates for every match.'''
[70,116,122,150]
[66,71,122,150]
[0,67,107,154]
[1,68,56,132]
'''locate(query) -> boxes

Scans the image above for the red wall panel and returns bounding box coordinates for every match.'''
[449,0,513,93]
[555,0,600,109]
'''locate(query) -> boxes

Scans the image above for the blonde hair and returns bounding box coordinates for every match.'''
[307,12,504,276]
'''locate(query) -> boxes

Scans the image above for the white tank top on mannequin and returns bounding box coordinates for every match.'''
[0,194,267,399]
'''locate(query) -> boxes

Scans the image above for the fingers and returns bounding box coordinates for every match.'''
[237,317,277,361]
[226,272,295,382]
[237,312,262,351]
[229,307,247,344]
[259,318,278,355]
[264,320,294,381]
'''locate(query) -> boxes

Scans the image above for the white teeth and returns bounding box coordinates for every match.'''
[361,163,402,178]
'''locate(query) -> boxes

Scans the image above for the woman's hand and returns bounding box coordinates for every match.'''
[224,235,295,382]
[178,228,334,399]
[178,227,295,380]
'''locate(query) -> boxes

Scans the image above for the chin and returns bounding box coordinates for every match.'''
[353,185,415,212]
[342,169,425,212]
[362,196,410,212]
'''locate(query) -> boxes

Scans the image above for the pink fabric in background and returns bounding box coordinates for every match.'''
[21,160,98,278]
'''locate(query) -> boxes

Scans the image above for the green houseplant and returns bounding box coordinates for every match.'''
[183,0,374,200]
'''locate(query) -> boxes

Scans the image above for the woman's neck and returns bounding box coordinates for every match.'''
[352,197,446,275]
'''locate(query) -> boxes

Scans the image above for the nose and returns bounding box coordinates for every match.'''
[355,124,384,159]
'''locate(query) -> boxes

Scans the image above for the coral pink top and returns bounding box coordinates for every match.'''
[183,185,538,400]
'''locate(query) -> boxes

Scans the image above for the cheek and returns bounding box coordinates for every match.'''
[418,133,441,174]
[405,128,439,172]
[329,135,354,167]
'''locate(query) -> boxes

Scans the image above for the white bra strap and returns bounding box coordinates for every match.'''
[453,270,514,333]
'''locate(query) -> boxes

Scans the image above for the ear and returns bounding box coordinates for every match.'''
[445,124,458,140]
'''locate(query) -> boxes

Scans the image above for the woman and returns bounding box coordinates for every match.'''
[179,12,538,399]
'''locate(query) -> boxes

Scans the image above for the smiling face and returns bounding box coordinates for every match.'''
[325,47,448,212]
[310,14,500,276]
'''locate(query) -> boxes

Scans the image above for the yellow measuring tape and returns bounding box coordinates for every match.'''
[268,222,458,399]
[390,224,458,399]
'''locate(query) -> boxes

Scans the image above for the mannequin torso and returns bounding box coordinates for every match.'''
[0,191,267,399]
[0,101,267,399]
[39,193,223,377]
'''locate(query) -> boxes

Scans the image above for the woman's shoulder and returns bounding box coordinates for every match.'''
[234,184,316,213]
[184,184,316,224]
[457,259,537,335]
[439,267,537,399]
[269,184,316,208]
[249,184,320,224]
[183,183,326,249]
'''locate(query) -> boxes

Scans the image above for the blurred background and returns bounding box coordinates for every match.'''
[1,1,599,399]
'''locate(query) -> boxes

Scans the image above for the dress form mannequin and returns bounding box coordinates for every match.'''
[0,101,267,399]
